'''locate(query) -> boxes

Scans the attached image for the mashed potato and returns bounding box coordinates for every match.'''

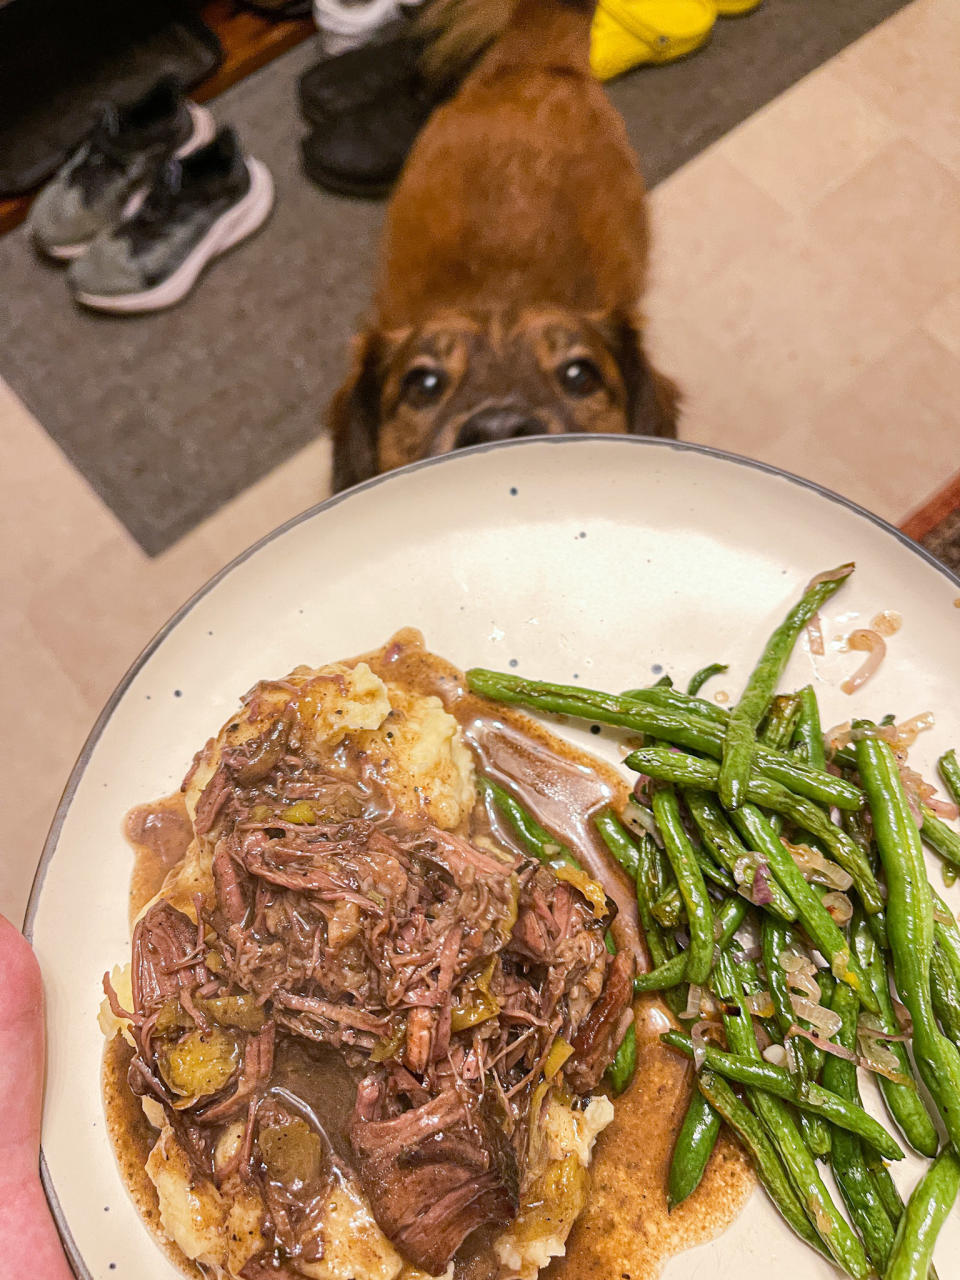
[146,1121,266,1278]
[494,1095,614,1280]
[355,683,476,831]
[182,660,473,836]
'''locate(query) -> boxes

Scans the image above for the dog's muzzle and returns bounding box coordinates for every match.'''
[454,408,547,449]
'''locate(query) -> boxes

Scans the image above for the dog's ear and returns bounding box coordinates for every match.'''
[607,312,681,440]
[328,331,384,492]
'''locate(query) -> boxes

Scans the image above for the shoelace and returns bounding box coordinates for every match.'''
[136,158,185,226]
[80,104,135,173]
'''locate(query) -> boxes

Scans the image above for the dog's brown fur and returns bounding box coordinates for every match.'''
[330,0,679,489]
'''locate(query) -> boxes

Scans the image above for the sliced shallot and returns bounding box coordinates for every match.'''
[789,995,842,1038]
[785,840,853,891]
[691,1019,720,1072]
[858,1033,909,1084]
[785,968,821,1001]
[744,990,775,1019]
[751,862,774,907]
[858,1015,911,1044]
[623,798,663,846]
[682,984,704,1021]
[821,891,853,926]
[926,795,960,821]
[841,629,886,695]
[788,1024,857,1063]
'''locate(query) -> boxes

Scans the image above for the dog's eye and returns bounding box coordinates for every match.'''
[557,358,603,397]
[400,365,448,408]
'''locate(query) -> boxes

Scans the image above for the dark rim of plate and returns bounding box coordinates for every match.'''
[22,433,960,1279]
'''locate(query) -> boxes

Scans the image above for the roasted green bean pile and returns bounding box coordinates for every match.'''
[470,564,960,1279]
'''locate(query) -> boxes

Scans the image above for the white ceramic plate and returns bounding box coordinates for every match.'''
[26,437,960,1280]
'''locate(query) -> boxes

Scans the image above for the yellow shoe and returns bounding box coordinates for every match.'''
[590,0,716,82]
[715,0,763,13]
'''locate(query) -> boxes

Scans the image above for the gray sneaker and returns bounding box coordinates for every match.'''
[29,77,215,261]
[68,128,274,314]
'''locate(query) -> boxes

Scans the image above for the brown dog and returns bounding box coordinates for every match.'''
[329,0,679,489]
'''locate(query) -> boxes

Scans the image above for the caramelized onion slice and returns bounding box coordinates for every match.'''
[841,629,886,695]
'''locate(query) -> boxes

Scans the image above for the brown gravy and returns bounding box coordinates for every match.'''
[104,632,752,1280]
[125,794,194,923]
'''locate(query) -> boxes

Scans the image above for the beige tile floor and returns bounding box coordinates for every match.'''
[2,0,959,924]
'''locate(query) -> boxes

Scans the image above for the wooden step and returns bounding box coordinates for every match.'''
[0,1,315,237]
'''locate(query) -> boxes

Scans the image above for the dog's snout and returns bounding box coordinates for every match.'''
[454,409,544,449]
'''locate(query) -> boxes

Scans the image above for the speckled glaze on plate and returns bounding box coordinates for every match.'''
[25,436,960,1280]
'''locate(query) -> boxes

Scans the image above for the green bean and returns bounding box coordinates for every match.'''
[930,887,960,985]
[607,1021,637,1096]
[850,912,940,1158]
[477,775,578,868]
[599,814,670,962]
[930,892,960,1047]
[844,804,876,865]
[921,808,960,871]
[652,883,684,928]
[667,1087,722,1209]
[760,692,802,750]
[687,662,728,697]
[651,785,714,984]
[596,813,685,1016]
[466,670,864,810]
[634,896,748,993]
[718,563,854,810]
[633,951,688,993]
[885,1148,960,1280]
[939,749,960,808]
[760,919,831,1159]
[929,943,960,1044]
[695,1070,829,1255]
[694,847,737,894]
[855,732,960,1152]
[822,980,898,1274]
[661,1031,903,1161]
[653,851,736,920]
[728,803,875,1006]
[622,683,730,724]
[713,893,751,949]
[684,788,797,922]
[595,812,655,931]
[792,684,827,769]
[708,951,870,1277]
[626,745,882,914]
[648,831,679,901]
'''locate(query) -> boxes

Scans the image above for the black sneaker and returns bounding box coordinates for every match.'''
[68,128,274,314]
[297,34,425,125]
[28,76,215,261]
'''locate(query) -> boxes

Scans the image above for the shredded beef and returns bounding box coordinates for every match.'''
[350,1079,519,1275]
[109,688,634,1274]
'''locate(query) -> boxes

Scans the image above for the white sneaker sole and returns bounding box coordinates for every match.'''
[73,158,275,315]
[40,102,217,262]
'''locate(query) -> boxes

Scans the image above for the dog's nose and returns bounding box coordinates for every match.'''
[454,409,545,449]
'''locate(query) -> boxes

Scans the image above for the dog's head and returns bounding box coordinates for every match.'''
[329,307,678,489]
